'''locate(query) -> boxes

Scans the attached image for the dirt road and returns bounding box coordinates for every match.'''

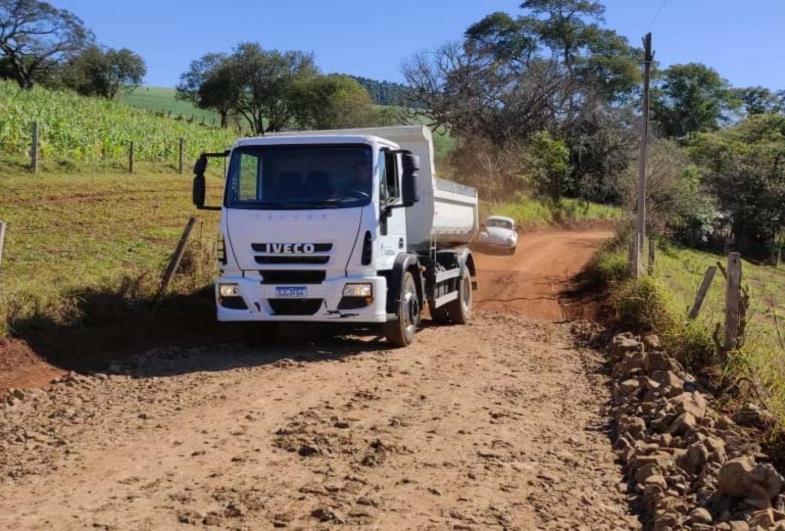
[475,230,613,320]
[0,229,638,530]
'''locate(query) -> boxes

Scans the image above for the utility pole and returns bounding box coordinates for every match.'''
[635,33,654,277]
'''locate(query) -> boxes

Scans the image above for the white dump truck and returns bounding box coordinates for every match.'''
[191,125,479,347]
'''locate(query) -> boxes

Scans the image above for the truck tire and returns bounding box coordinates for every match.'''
[385,270,420,347]
[432,268,472,325]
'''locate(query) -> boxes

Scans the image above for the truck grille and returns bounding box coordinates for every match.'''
[251,243,333,252]
[260,270,326,284]
[255,256,329,265]
[268,298,323,316]
[251,242,333,266]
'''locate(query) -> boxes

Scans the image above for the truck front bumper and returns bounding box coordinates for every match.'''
[215,274,389,323]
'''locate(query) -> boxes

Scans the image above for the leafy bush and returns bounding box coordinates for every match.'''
[618,139,716,243]
[663,321,717,369]
[689,113,785,259]
[612,276,679,333]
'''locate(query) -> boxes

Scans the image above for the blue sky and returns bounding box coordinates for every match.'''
[54,0,783,90]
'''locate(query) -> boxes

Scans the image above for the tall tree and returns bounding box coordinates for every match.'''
[734,86,785,115]
[176,53,237,128]
[64,46,145,99]
[228,42,318,134]
[690,113,785,257]
[290,74,382,130]
[652,63,738,138]
[519,0,605,70]
[0,0,93,89]
[404,1,640,201]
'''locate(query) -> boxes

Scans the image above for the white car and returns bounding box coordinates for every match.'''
[477,215,518,254]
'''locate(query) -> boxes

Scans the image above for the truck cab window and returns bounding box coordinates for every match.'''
[225,144,372,209]
[236,153,260,202]
[383,149,399,204]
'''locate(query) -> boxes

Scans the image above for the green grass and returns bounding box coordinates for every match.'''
[593,237,785,424]
[654,242,785,419]
[0,163,225,335]
[120,86,220,125]
[0,81,234,164]
[482,196,622,227]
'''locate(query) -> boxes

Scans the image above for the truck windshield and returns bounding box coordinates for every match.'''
[225,144,373,209]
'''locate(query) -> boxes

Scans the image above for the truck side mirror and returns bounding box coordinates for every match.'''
[193,155,208,175]
[401,153,420,207]
[192,154,207,209]
[193,173,206,209]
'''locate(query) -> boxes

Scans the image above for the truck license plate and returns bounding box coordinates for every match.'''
[275,286,307,298]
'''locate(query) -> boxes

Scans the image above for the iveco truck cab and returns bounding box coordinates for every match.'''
[191,125,479,347]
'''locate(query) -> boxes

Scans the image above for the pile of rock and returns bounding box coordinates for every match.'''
[608,332,785,530]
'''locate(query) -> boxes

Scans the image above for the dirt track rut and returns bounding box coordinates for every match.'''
[0,229,639,530]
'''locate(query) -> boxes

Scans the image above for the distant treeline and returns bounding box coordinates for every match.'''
[347,75,410,107]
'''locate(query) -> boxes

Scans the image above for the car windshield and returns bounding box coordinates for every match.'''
[486,219,512,229]
[225,144,373,209]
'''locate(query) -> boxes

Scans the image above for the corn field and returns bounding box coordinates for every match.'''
[0,81,235,164]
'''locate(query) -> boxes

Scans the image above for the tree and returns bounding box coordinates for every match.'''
[519,0,605,70]
[64,46,145,99]
[525,130,572,202]
[290,74,383,130]
[690,114,785,257]
[618,139,715,243]
[403,1,641,202]
[651,63,738,138]
[0,0,93,89]
[228,42,318,134]
[176,53,237,128]
[734,86,784,115]
[464,11,536,64]
[347,75,410,106]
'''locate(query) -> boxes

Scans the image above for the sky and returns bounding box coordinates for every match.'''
[53,0,784,90]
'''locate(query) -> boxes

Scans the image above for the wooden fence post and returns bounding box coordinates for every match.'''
[129,141,135,174]
[689,266,717,320]
[724,252,742,351]
[158,216,197,298]
[0,221,6,274]
[629,232,641,278]
[30,121,39,173]
[178,137,185,174]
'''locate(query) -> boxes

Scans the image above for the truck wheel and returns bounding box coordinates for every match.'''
[445,268,473,324]
[385,270,420,347]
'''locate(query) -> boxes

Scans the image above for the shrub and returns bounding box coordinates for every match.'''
[663,321,717,369]
[590,247,629,286]
[612,276,679,333]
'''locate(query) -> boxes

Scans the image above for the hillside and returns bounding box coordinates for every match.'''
[121,86,220,125]
[0,81,234,164]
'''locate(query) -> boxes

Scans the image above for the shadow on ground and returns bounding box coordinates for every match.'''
[8,285,403,379]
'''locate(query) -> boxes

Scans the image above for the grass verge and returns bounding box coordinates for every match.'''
[588,235,785,426]
[0,162,224,339]
[481,195,621,228]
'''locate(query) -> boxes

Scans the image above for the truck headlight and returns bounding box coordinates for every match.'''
[343,283,373,297]
[218,283,240,297]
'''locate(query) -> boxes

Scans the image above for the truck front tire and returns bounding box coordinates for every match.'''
[385,270,420,348]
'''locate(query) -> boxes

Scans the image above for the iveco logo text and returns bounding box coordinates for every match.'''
[262,243,316,254]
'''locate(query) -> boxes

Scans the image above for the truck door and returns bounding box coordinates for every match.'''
[378,149,406,268]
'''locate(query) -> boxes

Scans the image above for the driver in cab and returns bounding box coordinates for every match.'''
[350,161,372,195]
